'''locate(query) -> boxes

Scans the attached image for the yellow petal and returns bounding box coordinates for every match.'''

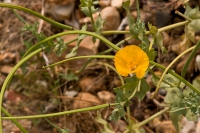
[114,45,149,78]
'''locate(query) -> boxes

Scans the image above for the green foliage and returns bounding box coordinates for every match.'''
[146,48,157,61]
[53,38,67,57]
[95,111,115,133]
[148,23,167,53]
[109,87,129,121]
[2,1,200,133]
[65,25,87,58]
[80,0,98,16]
[122,0,146,45]
[21,22,54,54]
[164,87,182,107]
[122,76,139,98]
[93,14,105,42]
[125,119,145,133]
[134,79,150,101]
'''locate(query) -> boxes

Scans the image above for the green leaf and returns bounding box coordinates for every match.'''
[123,0,147,41]
[109,105,125,121]
[94,14,105,35]
[186,109,198,121]
[65,25,87,58]
[53,38,67,57]
[109,87,129,121]
[192,77,200,89]
[130,19,146,40]
[183,87,193,97]
[80,6,98,16]
[164,87,183,107]
[134,79,150,101]
[152,73,185,89]
[122,76,139,98]
[21,22,54,56]
[185,4,200,19]
[148,23,167,53]
[169,110,183,132]
[93,1,99,5]
[181,41,200,77]
[146,48,157,61]
[95,111,115,133]
[93,14,105,42]
[188,19,200,33]
[122,0,130,11]
[114,87,129,106]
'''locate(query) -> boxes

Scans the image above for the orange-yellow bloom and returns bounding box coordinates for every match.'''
[114,45,149,78]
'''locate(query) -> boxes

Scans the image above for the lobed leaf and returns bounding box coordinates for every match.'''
[134,79,150,101]
[95,111,115,133]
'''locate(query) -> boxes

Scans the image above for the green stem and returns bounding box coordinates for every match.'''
[1,107,28,133]
[158,21,189,33]
[152,45,195,98]
[11,9,26,24]
[136,0,140,18]
[150,61,200,95]
[134,107,170,128]
[137,80,141,92]
[175,11,192,21]
[128,86,138,101]
[43,55,115,68]
[149,69,175,87]
[149,36,155,51]
[0,3,74,30]
[177,41,200,87]
[101,21,189,35]
[0,3,189,35]
[181,41,200,78]
[65,38,78,45]
[23,30,120,58]
[2,103,118,120]
[95,62,124,85]
[169,107,193,113]
[76,36,134,74]
[0,48,43,133]
[88,6,96,31]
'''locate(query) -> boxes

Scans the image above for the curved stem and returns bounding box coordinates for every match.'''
[0,48,43,132]
[95,62,124,85]
[23,30,120,58]
[134,107,170,128]
[0,3,74,30]
[152,46,195,98]
[76,36,134,74]
[101,21,189,35]
[2,103,118,120]
[1,107,28,133]
[43,55,115,68]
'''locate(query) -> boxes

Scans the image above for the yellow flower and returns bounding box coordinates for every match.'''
[114,45,149,78]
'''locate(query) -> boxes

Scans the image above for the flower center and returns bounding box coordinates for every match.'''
[127,60,137,71]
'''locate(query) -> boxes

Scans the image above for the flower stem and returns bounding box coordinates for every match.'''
[2,103,119,120]
[76,36,134,74]
[23,30,120,58]
[1,107,28,133]
[136,0,140,19]
[0,48,43,132]
[175,11,192,21]
[43,55,115,68]
[0,3,74,30]
[88,6,96,31]
[134,107,170,128]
